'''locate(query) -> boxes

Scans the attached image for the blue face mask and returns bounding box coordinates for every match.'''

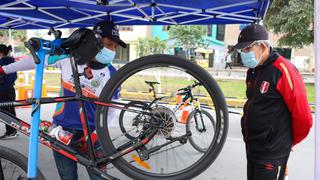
[95,47,116,64]
[240,51,259,68]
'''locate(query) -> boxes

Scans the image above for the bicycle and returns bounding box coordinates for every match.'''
[0,27,229,180]
[119,81,216,153]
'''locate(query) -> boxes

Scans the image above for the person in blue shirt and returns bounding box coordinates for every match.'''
[0,44,17,139]
[0,21,126,180]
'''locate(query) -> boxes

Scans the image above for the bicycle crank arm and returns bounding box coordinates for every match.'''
[140,131,192,160]
[109,129,158,160]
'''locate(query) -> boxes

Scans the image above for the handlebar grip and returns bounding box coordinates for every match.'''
[24,38,41,64]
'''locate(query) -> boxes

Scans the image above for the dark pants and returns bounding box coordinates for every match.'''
[247,155,289,180]
[225,62,232,69]
[0,88,16,134]
[52,129,104,180]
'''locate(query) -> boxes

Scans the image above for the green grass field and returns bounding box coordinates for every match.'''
[26,73,315,103]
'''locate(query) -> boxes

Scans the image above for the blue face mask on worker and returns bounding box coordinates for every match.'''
[95,47,115,64]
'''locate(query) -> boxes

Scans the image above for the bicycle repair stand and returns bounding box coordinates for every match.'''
[24,38,47,179]
[24,35,118,180]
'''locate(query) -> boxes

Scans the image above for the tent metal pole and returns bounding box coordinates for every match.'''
[0,0,27,8]
[8,28,14,54]
[207,10,258,20]
[38,8,67,23]
[180,17,213,25]
[315,0,320,179]
[206,0,257,11]
[157,1,257,21]
[216,16,253,23]
[156,6,177,24]
[0,11,57,24]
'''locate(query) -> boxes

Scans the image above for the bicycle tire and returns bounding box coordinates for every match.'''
[186,109,216,153]
[0,145,46,180]
[119,100,148,140]
[95,54,229,180]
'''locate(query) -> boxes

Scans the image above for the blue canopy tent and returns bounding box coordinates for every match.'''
[4,1,318,180]
[0,0,270,28]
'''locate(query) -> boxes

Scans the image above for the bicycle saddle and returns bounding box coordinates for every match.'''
[145,81,160,86]
[61,28,103,65]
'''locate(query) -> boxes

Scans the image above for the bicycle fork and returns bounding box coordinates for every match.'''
[194,100,206,132]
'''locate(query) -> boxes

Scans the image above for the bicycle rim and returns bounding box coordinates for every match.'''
[96,55,228,180]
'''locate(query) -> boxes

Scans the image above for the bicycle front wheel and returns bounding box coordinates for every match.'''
[186,109,216,153]
[119,100,149,140]
[0,145,46,180]
[95,54,229,180]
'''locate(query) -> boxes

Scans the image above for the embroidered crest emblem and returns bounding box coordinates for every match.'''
[91,79,101,88]
[260,81,270,94]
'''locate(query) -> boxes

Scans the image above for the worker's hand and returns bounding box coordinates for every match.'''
[291,145,296,152]
[0,66,5,75]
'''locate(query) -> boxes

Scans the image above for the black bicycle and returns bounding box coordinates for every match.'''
[0,27,229,180]
[119,81,216,153]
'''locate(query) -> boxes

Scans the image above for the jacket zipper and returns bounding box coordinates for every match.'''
[243,69,261,142]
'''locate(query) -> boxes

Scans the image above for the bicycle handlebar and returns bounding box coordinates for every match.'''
[25,36,67,64]
[178,81,202,92]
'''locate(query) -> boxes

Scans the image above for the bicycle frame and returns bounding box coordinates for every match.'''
[146,82,203,114]
[0,38,156,180]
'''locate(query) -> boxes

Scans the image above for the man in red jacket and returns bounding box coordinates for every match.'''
[233,24,312,180]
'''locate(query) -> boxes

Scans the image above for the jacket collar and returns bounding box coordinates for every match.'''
[87,60,107,69]
[253,49,279,70]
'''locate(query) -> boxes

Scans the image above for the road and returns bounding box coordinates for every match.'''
[0,104,314,180]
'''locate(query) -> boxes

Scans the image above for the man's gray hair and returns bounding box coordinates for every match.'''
[255,40,271,48]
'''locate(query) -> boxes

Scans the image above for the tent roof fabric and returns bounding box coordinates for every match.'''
[0,0,271,29]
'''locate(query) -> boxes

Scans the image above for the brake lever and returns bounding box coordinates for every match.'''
[48,27,62,39]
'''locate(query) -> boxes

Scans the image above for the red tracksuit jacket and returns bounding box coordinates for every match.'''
[241,51,312,160]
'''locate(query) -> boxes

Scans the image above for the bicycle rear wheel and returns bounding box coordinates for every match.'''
[0,145,46,180]
[95,54,228,180]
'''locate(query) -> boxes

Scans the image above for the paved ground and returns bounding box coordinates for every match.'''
[0,104,314,180]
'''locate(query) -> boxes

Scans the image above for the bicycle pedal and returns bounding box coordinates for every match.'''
[131,154,151,169]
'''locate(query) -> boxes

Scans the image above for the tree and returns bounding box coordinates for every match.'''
[264,0,313,48]
[168,25,208,59]
[0,30,27,42]
[136,37,167,57]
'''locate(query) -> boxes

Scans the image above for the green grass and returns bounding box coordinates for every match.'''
[24,73,315,103]
[217,80,315,103]
[305,84,315,103]
[216,80,246,98]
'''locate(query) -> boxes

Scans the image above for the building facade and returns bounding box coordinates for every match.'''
[151,25,227,68]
